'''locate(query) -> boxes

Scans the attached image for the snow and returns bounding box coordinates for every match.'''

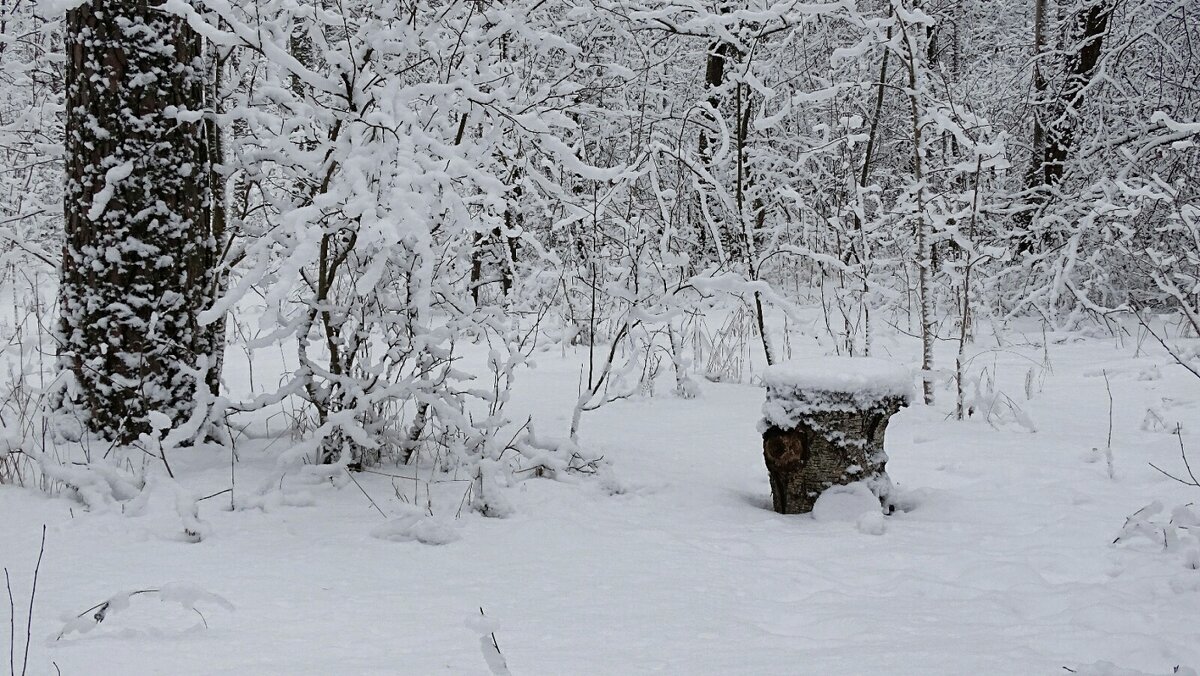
[854,509,887,536]
[763,357,914,400]
[85,161,134,222]
[3,324,1200,674]
[370,505,462,545]
[34,0,88,16]
[810,481,881,522]
[761,357,914,434]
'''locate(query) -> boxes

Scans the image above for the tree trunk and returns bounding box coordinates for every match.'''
[697,6,745,266]
[1029,0,1049,187]
[1041,0,1113,186]
[60,0,214,443]
[900,14,935,405]
[205,41,229,400]
[1020,0,1114,251]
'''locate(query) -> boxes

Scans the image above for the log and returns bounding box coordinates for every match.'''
[760,358,912,515]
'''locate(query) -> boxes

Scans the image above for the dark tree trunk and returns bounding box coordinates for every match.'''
[698,41,731,166]
[1020,0,1114,252]
[697,5,746,266]
[1029,0,1049,188]
[60,0,215,443]
[1039,0,1113,186]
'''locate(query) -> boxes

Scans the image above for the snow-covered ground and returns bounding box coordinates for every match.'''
[3,323,1199,675]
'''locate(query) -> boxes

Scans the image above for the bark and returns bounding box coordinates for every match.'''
[205,43,229,399]
[60,0,215,443]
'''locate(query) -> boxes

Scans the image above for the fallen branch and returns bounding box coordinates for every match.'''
[57,584,233,640]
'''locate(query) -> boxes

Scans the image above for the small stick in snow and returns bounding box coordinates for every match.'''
[1131,303,1200,380]
[1149,425,1200,487]
[230,433,236,511]
[6,526,46,676]
[6,567,14,676]
[346,470,387,518]
[23,527,44,676]
[1102,369,1115,479]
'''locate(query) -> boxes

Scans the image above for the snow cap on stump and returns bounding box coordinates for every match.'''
[760,357,914,434]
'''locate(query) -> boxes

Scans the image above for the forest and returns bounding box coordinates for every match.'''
[1,0,1198,673]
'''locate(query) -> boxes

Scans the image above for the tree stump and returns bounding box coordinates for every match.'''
[760,358,912,515]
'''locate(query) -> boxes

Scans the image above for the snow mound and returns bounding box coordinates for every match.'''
[855,510,887,535]
[763,357,913,400]
[370,506,460,545]
[811,482,882,523]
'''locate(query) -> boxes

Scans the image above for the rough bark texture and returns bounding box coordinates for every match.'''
[60,0,214,443]
[204,47,228,400]
[1019,0,1114,253]
[762,391,904,515]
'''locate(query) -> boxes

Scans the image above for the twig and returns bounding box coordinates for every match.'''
[1102,369,1114,479]
[5,568,13,676]
[498,417,533,460]
[196,488,232,502]
[158,443,175,479]
[230,433,236,511]
[456,478,474,519]
[1131,305,1200,380]
[483,607,502,656]
[1177,425,1199,486]
[478,606,509,675]
[21,526,45,676]
[357,467,421,481]
[346,471,387,518]
[1149,425,1200,487]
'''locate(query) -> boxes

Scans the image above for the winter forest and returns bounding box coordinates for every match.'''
[1,0,1199,672]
